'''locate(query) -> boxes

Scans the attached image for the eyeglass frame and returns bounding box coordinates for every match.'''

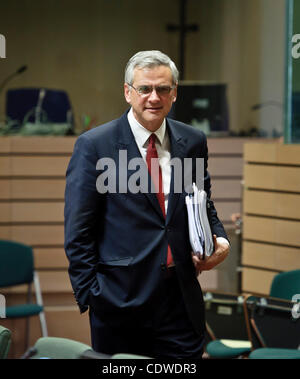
[126,83,176,96]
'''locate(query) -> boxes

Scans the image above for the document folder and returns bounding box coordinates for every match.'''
[185,183,214,259]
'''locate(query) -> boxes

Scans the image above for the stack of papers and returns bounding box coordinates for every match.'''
[185,183,214,259]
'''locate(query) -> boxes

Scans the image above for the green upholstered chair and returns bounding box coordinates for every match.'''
[204,292,251,359]
[0,325,12,359]
[249,348,300,359]
[80,350,152,359]
[205,269,300,359]
[270,269,300,300]
[23,337,92,359]
[112,353,152,359]
[0,240,48,350]
[24,337,152,359]
[205,339,251,359]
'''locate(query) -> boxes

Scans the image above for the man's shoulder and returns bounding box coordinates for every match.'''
[167,117,207,140]
[81,117,120,141]
[77,111,129,146]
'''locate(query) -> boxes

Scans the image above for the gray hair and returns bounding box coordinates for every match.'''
[124,50,179,85]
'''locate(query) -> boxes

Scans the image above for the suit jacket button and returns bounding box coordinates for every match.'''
[160,263,166,271]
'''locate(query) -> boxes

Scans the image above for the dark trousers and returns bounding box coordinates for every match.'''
[89,267,204,359]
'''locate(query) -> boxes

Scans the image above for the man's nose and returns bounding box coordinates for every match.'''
[148,88,160,101]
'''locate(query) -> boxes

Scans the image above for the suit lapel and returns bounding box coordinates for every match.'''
[166,119,187,225]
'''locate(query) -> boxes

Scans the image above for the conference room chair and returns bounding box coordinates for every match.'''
[0,325,12,359]
[5,87,74,134]
[244,294,300,359]
[248,348,300,359]
[22,337,92,359]
[204,292,251,358]
[0,240,48,350]
[22,336,151,359]
[205,269,300,359]
[269,269,300,300]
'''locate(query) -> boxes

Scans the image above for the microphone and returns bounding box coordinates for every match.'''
[16,65,28,74]
[35,88,46,124]
[0,65,28,94]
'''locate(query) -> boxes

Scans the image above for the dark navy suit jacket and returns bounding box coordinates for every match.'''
[64,111,227,336]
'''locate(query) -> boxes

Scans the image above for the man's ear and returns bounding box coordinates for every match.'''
[124,83,132,105]
[172,84,178,103]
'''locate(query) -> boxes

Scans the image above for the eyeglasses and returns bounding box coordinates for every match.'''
[127,83,175,96]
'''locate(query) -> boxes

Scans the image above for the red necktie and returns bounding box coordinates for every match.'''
[146,134,173,266]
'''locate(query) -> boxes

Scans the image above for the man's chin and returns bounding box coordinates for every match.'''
[141,113,165,130]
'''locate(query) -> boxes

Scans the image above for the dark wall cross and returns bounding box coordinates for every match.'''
[166,0,199,80]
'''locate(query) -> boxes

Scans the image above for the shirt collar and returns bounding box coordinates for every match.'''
[127,108,166,148]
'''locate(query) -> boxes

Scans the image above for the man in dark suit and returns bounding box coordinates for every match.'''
[64,50,230,358]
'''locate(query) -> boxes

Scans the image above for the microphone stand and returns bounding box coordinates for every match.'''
[0,65,28,95]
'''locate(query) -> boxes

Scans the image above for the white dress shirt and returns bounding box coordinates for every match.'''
[127,108,171,213]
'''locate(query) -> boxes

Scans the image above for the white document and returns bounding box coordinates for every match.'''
[185,183,214,258]
[185,195,204,258]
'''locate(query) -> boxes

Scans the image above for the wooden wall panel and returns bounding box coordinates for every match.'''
[0,225,64,245]
[198,138,266,292]
[242,241,300,272]
[0,157,11,175]
[0,179,10,198]
[0,156,70,176]
[0,202,64,223]
[0,137,11,153]
[242,143,300,296]
[244,190,300,219]
[244,164,300,192]
[43,307,91,345]
[207,138,255,154]
[208,157,243,177]
[207,138,264,231]
[212,179,242,199]
[244,143,300,165]
[243,215,300,247]
[213,201,241,225]
[0,179,65,199]
[10,136,76,153]
[1,271,72,295]
[34,247,68,269]
[242,267,276,295]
